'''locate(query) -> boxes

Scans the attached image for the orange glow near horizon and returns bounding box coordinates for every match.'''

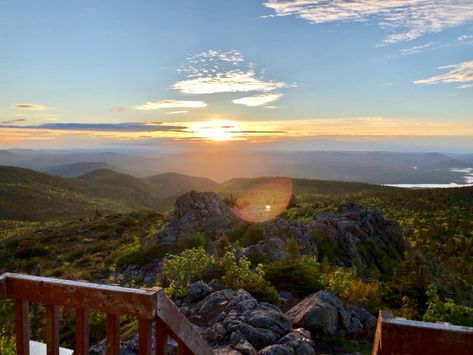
[232,178,293,222]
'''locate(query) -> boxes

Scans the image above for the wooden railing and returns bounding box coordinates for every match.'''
[0,273,213,355]
[372,310,473,355]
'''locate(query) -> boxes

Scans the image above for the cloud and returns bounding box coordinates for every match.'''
[0,122,187,132]
[0,118,27,124]
[135,100,207,110]
[166,111,189,115]
[13,103,48,111]
[172,50,293,95]
[400,42,434,55]
[263,0,473,43]
[414,60,473,87]
[232,93,283,107]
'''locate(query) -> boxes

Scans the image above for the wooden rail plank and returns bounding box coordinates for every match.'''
[155,317,167,355]
[4,273,158,319]
[46,304,60,355]
[156,289,213,355]
[138,319,153,355]
[372,310,473,355]
[106,314,120,355]
[0,276,6,300]
[14,299,29,355]
[75,308,89,355]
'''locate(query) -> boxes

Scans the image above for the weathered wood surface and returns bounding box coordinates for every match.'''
[372,310,473,355]
[15,299,30,355]
[0,275,6,300]
[45,304,60,355]
[156,289,213,355]
[1,273,213,355]
[4,273,159,319]
[75,308,89,355]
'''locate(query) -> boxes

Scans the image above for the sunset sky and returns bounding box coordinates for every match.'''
[1,0,472,151]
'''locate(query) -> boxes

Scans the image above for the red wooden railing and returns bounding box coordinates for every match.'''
[0,273,213,355]
[372,310,473,355]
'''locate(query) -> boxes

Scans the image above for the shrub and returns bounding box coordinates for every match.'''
[113,236,166,268]
[321,265,381,312]
[423,284,473,327]
[228,223,265,247]
[220,249,279,304]
[265,256,322,297]
[161,247,215,298]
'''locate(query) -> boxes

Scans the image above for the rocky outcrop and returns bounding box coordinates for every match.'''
[244,218,318,262]
[309,203,406,274]
[286,291,376,339]
[176,283,315,354]
[157,191,240,244]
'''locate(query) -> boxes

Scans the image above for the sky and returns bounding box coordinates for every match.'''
[0,0,472,152]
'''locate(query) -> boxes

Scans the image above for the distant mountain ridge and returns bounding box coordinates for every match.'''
[1,149,473,183]
[1,163,473,221]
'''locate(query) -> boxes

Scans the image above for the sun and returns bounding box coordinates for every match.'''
[191,120,242,141]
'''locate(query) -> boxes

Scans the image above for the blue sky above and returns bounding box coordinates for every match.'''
[0,0,472,150]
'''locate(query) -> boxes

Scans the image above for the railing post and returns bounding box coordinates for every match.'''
[75,308,89,355]
[14,300,30,355]
[138,319,153,355]
[155,318,167,355]
[106,313,120,355]
[45,304,60,355]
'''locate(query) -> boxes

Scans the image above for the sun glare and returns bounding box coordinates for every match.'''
[191,120,242,141]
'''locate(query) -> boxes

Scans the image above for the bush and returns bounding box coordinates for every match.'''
[423,284,473,327]
[228,223,265,247]
[265,256,322,297]
[113,236,166,268]
[321,265,381,312]
[220,249,279,304]
[161,247,214,298]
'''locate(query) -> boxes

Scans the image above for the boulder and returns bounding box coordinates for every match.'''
[157,191,240,244]
[244,218,318,262]
[286,291,375,339]
[308,203,406,274]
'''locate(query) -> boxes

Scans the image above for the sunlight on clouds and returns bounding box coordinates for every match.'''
[232,93,283,107]
[263,0,473,43]
[172,50,294,95]
[135,99,207,110]
[414,60,473,88]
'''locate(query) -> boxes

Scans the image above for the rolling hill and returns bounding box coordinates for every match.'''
[42,162,120,177]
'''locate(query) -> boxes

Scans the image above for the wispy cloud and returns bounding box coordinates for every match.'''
[166,111,189,115]
[0,122,187,132]
[13,103,49,111]
[135,99,207,110]
[414,60,473,88]
[401,42,434,55]
[263,0,473,43]
[172,50,294,95]
[111,106,127,113]
[0,118,27,124]
[232,93,283,107]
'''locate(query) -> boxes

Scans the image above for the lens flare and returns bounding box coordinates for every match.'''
[232,178,293,223]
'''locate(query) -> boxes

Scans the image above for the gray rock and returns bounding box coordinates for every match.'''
[244,218,318,262]
[186,280,215,302]
[257,344,295,355]
[286,291,375,339]
[277,329,315,355]
[157,191,240,244]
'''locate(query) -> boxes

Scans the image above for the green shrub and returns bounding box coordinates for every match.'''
[321,265,381,312]
[220,249,279,304]
[423,284,473,326]
[265,256,322,297]
[178,232,207,250]
[228,223,265,247]
[113,236,166,268]
[161,247,215,298]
